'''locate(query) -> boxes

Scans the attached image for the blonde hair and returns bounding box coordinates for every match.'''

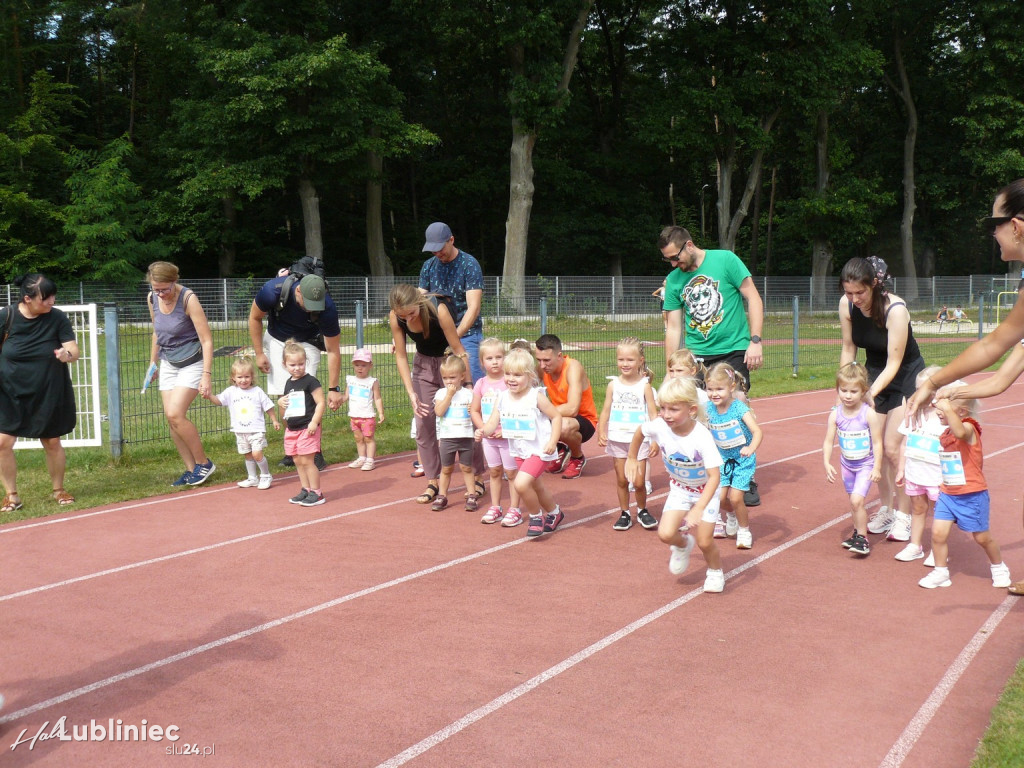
[439,353,468,377]
[503,348,539,385]
[667,348,705,379]
[479,337,506,360]
[617,336,655,381]
[282,340,306,363]
[836,361,869,391]
[916,365,942,388]
[146,261,180,285]
[509,338,533,354]
[389,284,439,339]
[230,356,257,380]
[943,381,981,420]
[705,361,746,392]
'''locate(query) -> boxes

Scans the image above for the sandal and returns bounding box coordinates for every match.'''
[52,489,75,506]
[415,482,440,504]
[1,494,23,513]
[474,479,486,497]
[431,494,449,511]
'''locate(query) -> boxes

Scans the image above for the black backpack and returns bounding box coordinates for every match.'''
[276,255,327,314]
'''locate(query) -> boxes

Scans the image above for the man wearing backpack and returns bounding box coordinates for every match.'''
[248,265,342,468]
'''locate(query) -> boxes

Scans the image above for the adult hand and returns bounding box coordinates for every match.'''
[255,352,271,374]
[328,390,343,411]
[745,341,763,371]
[904,380,935,429]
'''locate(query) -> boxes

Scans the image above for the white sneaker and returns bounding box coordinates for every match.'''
[919,568,952,589]
[991,562,1012,589]
[713,516,727,538]
[257,474,273,490]
[725,513,739,537]
[736,527,752,549]
[894,543,924,562]
[645,481,653,495]
[703,569,725,593]
[669,534,696,575]
[867,506,895,534]
[348,457,366,468]
[361,458,375,471]
[887,511,912,542]
[237,476,259,488]
[923,550,935,567]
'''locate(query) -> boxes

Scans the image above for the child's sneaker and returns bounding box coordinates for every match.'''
[894,543,924,562]
[669,534,696,575]
[867,505,894,534]
[919,567,951,589]
[613,511,633,531]
[348,457,366,469]
[361,458,375,471]
[736,528,753,549]
[841,530,859,549]
[187,460,216,486]
[991,562,1012,589]
[703,569,725,593]
[847,533,870,555]
[713,516,727,538]
[410,461,425,478]
[887,511,912,542]
[465,494,480,512]
[300,490,325,506]
[431,495,449,511]
[923,550,935,567]
[543,507,565,532]
[561,455,586,479]
[501,507,523,527]
[526,514,545,537]
[257,474,273,490]
[481,505,503,524]
[645,480,653,495]
[725,513,739,537]
[237,476,259,488]
[289,489,310,505]
[637,508,659,530]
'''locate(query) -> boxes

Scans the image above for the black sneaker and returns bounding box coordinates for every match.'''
[314,452,327,471]
[279,455,295,468]
[848,533,871,556]
[841,530,858,549]
[289,489,310,505]
[743,480,761,507]
[613,511,633,531]
[637,508,659,530]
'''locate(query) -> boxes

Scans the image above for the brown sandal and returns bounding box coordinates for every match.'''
[474,479,486,497]
[415,482,440,504]
[52,489,75,506]
[1,494,23,513]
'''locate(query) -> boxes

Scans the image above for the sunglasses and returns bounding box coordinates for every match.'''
[661,246,687,264]
[981,215,1024,233]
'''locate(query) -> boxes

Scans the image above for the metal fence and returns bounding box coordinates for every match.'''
[3,274,1008,452]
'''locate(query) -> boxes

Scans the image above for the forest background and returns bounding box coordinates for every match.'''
[2,0,1022,297]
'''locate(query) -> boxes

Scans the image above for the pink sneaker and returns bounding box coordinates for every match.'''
[501,507,523,527]
[481,505,503,524]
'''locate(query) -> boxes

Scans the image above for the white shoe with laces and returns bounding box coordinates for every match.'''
[257,474,273,490]
[867,506,895,534]
[237,476,259,488]
[919,568,952,589]
[887,511,912,542]
[894,543,924,562]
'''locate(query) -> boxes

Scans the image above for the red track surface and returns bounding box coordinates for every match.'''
[1,376,1023,767]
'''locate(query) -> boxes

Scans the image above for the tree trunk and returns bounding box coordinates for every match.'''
[297,174,323,261]
[218,194,237,277]
[366,146,395,312]
[891,37,919,299]
[502,120,537,313]
[810,109,833,310]
[717,109,779,252]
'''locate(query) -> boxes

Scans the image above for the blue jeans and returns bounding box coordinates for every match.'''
[461,329,484,382]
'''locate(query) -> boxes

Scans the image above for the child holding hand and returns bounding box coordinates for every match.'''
[278,341,327,506]
[345,348,384,471]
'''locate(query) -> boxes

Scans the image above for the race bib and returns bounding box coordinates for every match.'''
[284,391,306,419]
[608,401,647,443]
[905,432,941,464]
[710,418,746,450]
[838,428,870,461]
[500,413,536,441]
[348,383,371,402]
[939,451,966,486]
[663,454,707,489]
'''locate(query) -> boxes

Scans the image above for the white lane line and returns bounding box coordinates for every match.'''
[878,597,1018,768]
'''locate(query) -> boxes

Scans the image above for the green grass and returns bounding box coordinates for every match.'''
[973,660,1024,767]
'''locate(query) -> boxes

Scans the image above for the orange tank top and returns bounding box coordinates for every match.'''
[542,356,598,426]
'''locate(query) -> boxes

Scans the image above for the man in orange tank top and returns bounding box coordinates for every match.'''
[535,334,597,479]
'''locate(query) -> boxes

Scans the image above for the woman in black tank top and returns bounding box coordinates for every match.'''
[839,257,925,541]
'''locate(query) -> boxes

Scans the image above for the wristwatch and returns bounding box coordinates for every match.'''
[328,386,341,392]
[750,335,762,344]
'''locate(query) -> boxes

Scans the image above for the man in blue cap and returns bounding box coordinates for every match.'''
[419,222,485,381]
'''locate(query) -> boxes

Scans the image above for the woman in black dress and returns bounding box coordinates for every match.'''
[0,274,79,513]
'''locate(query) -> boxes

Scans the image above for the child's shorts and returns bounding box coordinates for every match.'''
[605,438,650,461]
[514,455,549,479]
[904,480,939,501]
[720,453,756,491]
[841,461,874,498]
[935,490,990,532]
[284,426,321,457]
[350,417,376,438]
[482,437,517,471]
[235,432,268,455]
[440,437,475,468]
[665,483,721,523]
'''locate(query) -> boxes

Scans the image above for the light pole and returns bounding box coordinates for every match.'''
[701,184,709,239]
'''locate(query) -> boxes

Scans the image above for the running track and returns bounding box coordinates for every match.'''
[1,377,1022,767]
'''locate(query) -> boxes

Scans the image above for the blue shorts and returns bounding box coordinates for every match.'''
[720,454,756,492]
[934,490,990,533]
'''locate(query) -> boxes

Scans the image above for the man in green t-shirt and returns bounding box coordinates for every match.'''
[659,225,765,506]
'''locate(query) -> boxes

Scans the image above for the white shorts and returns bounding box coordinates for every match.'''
[158,359,204,391]
[235,432,268,455]
[264,332,322,395]
[605,439,651,460]
[665,483,721,523]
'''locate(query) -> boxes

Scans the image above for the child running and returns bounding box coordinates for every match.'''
[345,348,384,471]
[893,367,945,562]
[823,362,883,555]
[470,338,522,525]
[432,354,479,511]
[278,340,327,506]
[475,348,564,538]
[705,362,762,548]
[598,337,658,531]
[627,377,726,593]
[204,356,280,489]
[918,384,1012,589]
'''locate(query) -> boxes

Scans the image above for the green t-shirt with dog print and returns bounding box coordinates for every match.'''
[663,249,752,357]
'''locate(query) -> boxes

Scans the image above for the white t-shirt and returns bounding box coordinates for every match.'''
[216,385,275,434]
[346,375,376,419]
[607,377,652,444]
[496,388,558,461]
[897,411,944,487]
[641,417,722,495]
[434,386,474,439]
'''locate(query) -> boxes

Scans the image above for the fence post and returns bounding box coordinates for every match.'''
[495,276,501,323]
[611,276,616,319]
[792,295,800,377]
[555,277,559,317]
[978,295,985,340]
[355,300,364,348]
[365,278,369,309]
[79,281,84,303]
[809,278,814,312]
[540,297,547,336]
[222,279,228,322]
[931,276,935,307]
[104,304,124,459]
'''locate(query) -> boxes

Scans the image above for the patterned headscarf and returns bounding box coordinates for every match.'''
[867,256,890,296]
